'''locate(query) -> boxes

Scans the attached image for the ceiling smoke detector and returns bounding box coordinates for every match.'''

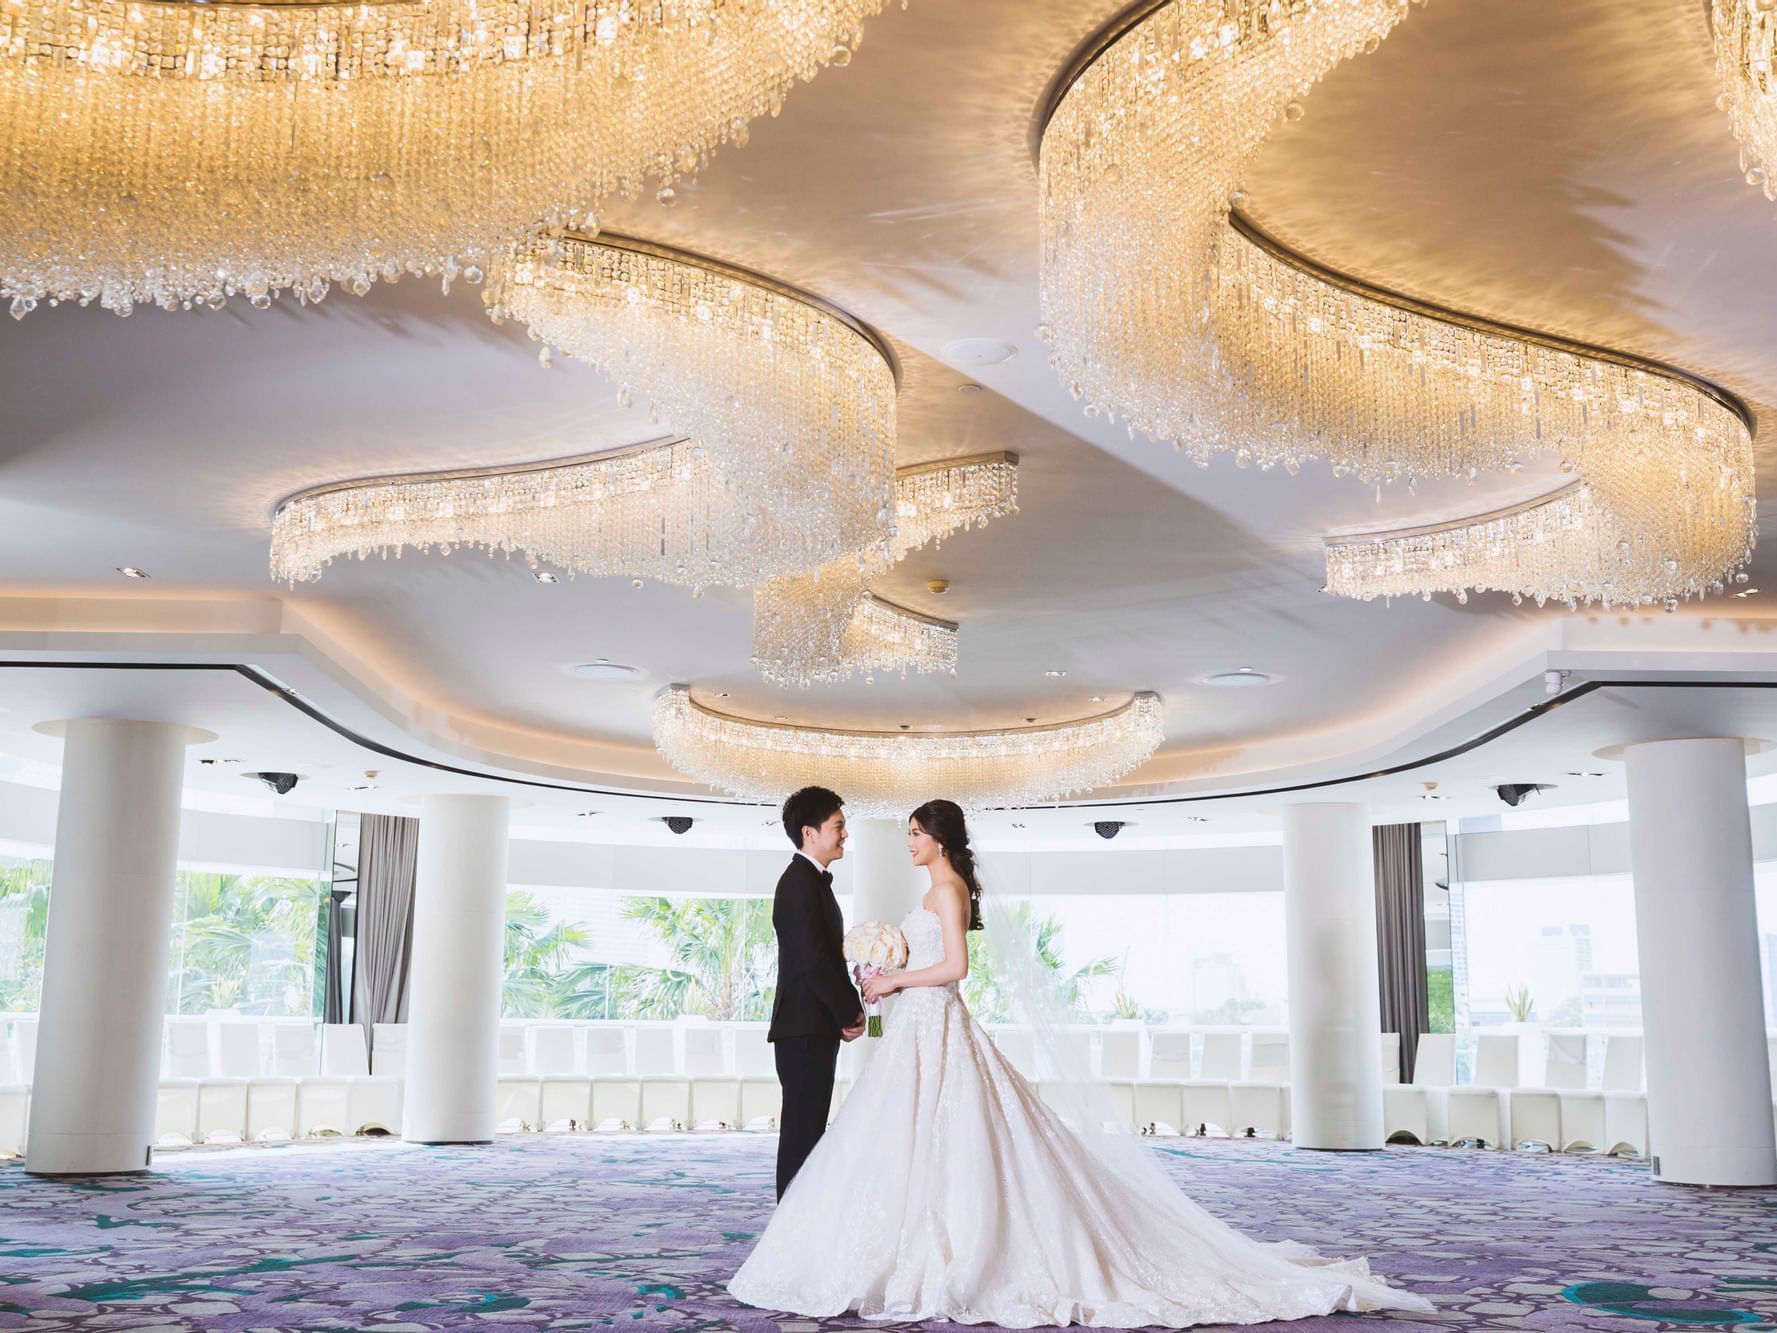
[1202,667,1273,687]
[567,660,643,682]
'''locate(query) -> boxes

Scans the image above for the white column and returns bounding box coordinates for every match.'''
[1282,802,1384,1150]
[26,719,209,1174]
[402,794,510,1144]
[1624,737,1776,1186]
[840,818,921,1077]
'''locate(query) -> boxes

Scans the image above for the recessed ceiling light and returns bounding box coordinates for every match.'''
[1090,694,1105,703]
[1024,716,1037,723]
[1420,793,1448,801]
[534,571,559,584]
[347,784,377,792]
[117,566,150,579]
[1183,815,1209,823]
[957,383,984,394]
[941,337,1018,368]
[1044,669,1067,678]
[1563,770,1606,778]
[1202,669,1275,687]
[566,661,643,681]
[1735,588,1760,598]
[631,578,644,589]
[715,691,730,698]
[774,714,788,722]
[576,810,599,818]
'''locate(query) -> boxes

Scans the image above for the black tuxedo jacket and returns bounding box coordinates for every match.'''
[768,854,864,1042]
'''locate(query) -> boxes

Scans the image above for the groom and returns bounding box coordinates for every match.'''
[768,785,866,1200]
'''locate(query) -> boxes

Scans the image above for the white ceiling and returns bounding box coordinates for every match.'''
[4,0,1777,807]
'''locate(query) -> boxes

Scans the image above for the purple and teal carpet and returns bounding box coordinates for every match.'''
[0,1134,1772,1331]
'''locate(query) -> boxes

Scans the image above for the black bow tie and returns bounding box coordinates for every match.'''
[820,869,834,887]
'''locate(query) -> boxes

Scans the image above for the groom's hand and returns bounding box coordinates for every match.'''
[841,1015,866,1042]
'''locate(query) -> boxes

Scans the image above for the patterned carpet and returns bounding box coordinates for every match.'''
[0,1134,1771,1332]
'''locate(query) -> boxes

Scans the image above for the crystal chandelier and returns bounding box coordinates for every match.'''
[1038,0,1757,609]
[1,0,892,318]
[1714,0,1777,202]
[270,438,864,589]
[652,685,1164,816]
[486,231,897,584]
[752,451,1018,686]
[272,233,900,589]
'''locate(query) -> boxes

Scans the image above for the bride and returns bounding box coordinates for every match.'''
[729,797,1435,1328]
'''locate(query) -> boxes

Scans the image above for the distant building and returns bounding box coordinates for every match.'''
[1530,923,1593,1018]
[1189,952,1249,1016]
[1579,971,1641,1030]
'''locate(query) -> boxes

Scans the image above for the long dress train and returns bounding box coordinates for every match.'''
[728,907,1434,1328]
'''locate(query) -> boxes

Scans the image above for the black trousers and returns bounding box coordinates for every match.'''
[774,1034,839,1200]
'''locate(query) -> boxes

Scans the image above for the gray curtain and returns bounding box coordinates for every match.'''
[1373,822,1428,1083]
[350,813,420,1036]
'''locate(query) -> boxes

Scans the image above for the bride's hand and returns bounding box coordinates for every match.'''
[861,974,898,1004]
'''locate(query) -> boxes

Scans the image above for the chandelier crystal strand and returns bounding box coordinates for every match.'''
[1714,0,1777,202]
[1038,0,1757,607]
[752,451,1018,685]
[652,685,1164,816]
[841,594,958,678]
[485,232,897,582]
[1,0,892,318]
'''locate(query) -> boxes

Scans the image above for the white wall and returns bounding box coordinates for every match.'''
[0,778,325,875]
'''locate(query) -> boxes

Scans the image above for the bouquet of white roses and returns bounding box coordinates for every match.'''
[842,921,909,1037]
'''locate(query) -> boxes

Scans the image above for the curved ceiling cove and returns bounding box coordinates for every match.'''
[0,0,893,319]
[652,684,1165,816]
[1038,0,1758,612]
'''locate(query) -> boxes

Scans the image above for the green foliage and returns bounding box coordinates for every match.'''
[166,872,321,1015]
[497,892,776,1022]
[0,858,52,1012]
[501,889,593,1018]
[1426,965,1455,1033]
[1505,981,1535,1023]
[0,859,320,1017]
[613,895,776,1021]
[961,900,1120,1023]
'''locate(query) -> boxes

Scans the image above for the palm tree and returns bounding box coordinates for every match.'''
[962,900,1120,1023]
[167,872,320,1015]
[502,889,592,1017]
[615,895,777,1021]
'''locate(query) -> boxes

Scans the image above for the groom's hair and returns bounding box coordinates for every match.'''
[783,785,843,848]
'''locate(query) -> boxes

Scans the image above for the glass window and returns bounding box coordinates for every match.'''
[966,892,1287,1025]
[1452,872,1641,1031]
[0,854,52,1013]
[165,871,323,1016]
[503,886,791,1021]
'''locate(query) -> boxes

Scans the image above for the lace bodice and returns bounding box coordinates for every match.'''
[900,906,945,971]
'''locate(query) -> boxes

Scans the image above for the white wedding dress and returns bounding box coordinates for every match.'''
[729,906,1434,1328]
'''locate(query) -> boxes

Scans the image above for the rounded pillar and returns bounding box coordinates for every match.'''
[1624,738,1776,1186]
[840,817,921,1077]
[402,794,511,1145]
[26,719,209,1175]
[1282,802,1384,1150]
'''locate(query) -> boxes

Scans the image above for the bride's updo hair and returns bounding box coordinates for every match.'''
[910,798,983,931]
